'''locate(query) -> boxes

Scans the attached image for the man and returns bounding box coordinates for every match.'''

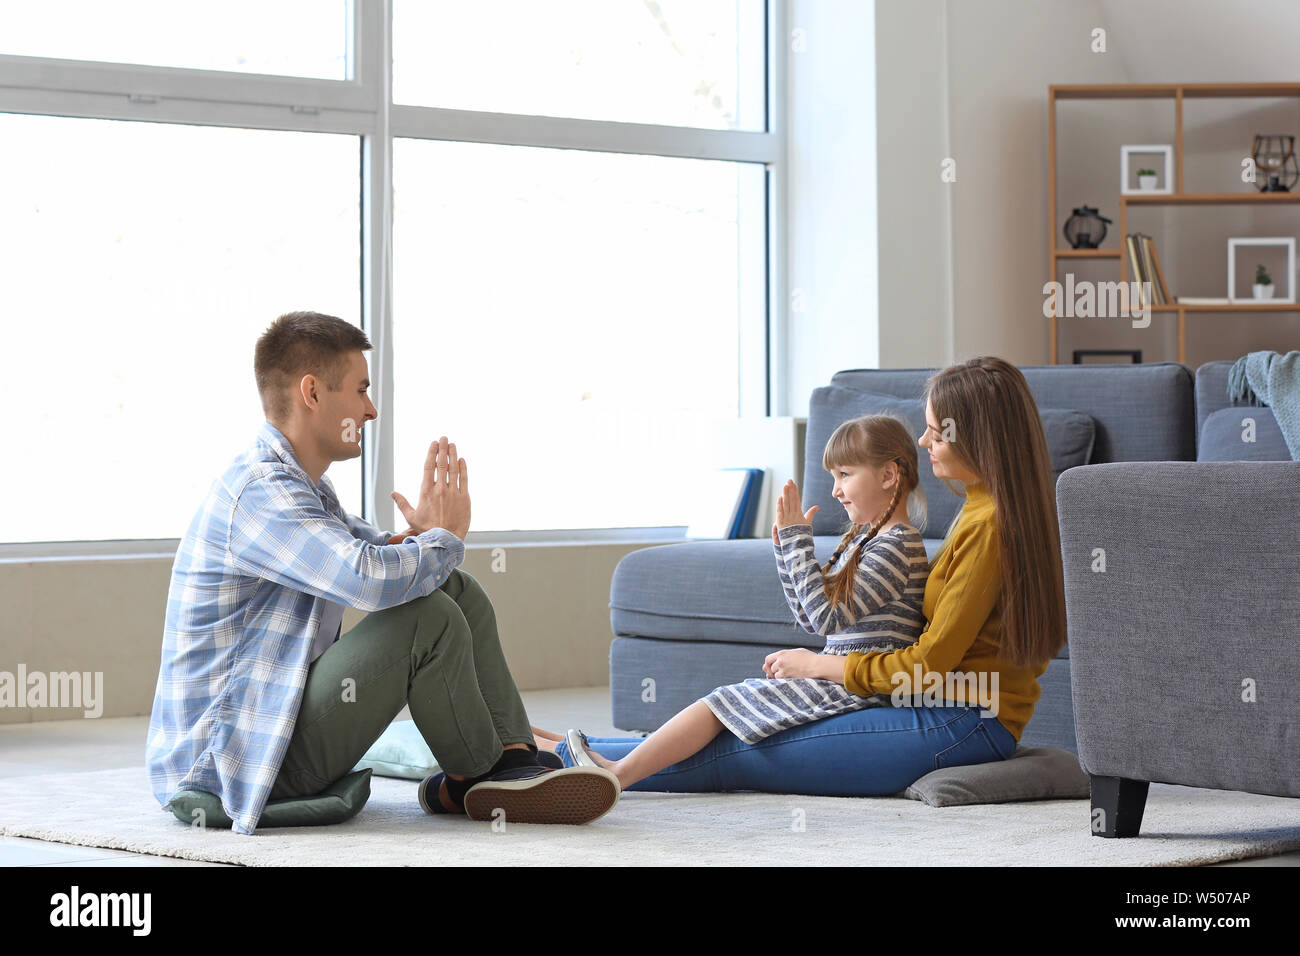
[146,311,619,834]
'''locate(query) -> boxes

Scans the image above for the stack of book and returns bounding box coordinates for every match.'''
[1125,233,1172,306]
[685,468,766,539]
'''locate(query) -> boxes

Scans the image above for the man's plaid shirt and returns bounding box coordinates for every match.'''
[146,421,463,834]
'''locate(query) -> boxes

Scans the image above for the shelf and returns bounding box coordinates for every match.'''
[1048,81,1300,366]
[1145,303,1300,312]
[1051,84,1179,100]
[1176,303,1300,312]
[1123,192,1300,205]
[1051,83,1300,100]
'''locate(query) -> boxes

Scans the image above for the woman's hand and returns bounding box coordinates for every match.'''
[775,479,819,530]
[763,648,840,682]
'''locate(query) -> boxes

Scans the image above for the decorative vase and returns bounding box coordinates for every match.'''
[1250,134,1299,193]
[1253,283,1274,299]
[1063,205,1112,249]
[1138,174,1157,190]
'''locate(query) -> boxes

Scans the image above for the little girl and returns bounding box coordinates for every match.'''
[547,414,932,790]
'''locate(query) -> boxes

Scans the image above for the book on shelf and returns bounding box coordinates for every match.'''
[1138,236,1159,305]
[685,467,766,539]
[1125,233,1172,306]
[1146,237,1172,304]
[1125,234,1142,297]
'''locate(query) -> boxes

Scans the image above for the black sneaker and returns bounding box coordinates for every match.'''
[417,771,459,815]
[537,749,564,770]
[420,750,562,815]
[462,764,620,825]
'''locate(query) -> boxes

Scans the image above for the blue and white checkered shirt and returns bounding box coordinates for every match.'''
[146,421,464,834]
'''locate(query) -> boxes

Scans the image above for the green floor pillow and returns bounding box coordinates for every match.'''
[168,768,372,829]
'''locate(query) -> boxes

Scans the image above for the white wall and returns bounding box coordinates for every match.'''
[873,0,954,370]
[870,0,1300,370]
[784,0,879,417]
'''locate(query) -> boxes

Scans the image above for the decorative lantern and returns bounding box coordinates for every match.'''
[1063,206,1113,249]
[1250,135,1299,192]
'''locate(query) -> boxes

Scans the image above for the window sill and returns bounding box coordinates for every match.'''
[0,527,696,563]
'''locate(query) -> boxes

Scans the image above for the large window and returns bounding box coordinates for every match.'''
[0,115,361,543]
[393,0,765,130]
[393,139,764,530]
[0,0,778,547]
[0,0,351,78]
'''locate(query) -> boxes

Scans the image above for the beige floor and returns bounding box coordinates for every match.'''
[1,686,1296,867]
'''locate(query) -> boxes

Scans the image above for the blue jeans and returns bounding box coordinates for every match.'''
[555,703,1017,796]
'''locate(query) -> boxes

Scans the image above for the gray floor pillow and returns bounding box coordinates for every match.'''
[904,746,1090,806]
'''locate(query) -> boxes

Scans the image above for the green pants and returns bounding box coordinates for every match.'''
[269,568,534,800]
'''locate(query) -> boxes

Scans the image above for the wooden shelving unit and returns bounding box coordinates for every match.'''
[1047,82,1300,364]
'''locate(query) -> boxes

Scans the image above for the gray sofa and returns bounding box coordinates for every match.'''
[1061,460,1300,836]
[1195,360,1291,461]
[1065,360,1295,836]
[608,360,1291,756]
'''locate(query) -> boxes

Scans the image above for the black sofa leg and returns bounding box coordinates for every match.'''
[1090,775,1149,838]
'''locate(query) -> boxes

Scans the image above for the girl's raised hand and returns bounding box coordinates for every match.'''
[775,478,819,530]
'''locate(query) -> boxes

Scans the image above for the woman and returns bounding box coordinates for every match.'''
[536,356,1068,797]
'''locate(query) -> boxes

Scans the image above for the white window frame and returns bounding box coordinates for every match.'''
[0,0,786,556]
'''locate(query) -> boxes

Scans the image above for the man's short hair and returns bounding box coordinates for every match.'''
[254,311,372,426]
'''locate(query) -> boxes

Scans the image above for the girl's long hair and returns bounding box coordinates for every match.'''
[819,415,927,624]
[924,356,1067,668]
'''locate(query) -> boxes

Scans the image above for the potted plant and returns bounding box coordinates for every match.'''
[1137,168,1158,190]
[1253,263,1274,299]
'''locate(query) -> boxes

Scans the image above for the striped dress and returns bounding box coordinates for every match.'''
[701,522,930,745]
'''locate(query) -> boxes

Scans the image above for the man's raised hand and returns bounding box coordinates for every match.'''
[391,436,471,541]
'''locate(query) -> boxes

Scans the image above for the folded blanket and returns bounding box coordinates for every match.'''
[1227,350,1300,460]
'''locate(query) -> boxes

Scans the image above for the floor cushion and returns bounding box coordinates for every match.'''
[903,746,1089,806]
[167,768,372,828]
[352,719,440,780]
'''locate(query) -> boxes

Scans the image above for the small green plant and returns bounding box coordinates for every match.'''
[1255,264,1272,285]
[1137,168,1157,176]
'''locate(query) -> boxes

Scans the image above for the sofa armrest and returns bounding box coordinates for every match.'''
[1057,461,1300,798]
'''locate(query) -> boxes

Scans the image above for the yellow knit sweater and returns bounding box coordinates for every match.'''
[842,481,1048,741]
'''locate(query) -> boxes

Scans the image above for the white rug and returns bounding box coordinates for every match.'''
[2,767,1298,866]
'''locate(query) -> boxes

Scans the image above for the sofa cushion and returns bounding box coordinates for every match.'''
[802,386,1095,538]
[1197,407,1290,461]
[609,531,1081,664]
[829,363,1195,464]
[610,535,945,646]
[903,745,1089,806]
[611,537,834,647]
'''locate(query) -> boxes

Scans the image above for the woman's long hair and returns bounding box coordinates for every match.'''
[924,357,1067,669]
[818,415,927,624]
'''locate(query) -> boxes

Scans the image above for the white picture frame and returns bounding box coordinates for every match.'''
[1227,237,1295,304]
[1120,144,1174,195]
